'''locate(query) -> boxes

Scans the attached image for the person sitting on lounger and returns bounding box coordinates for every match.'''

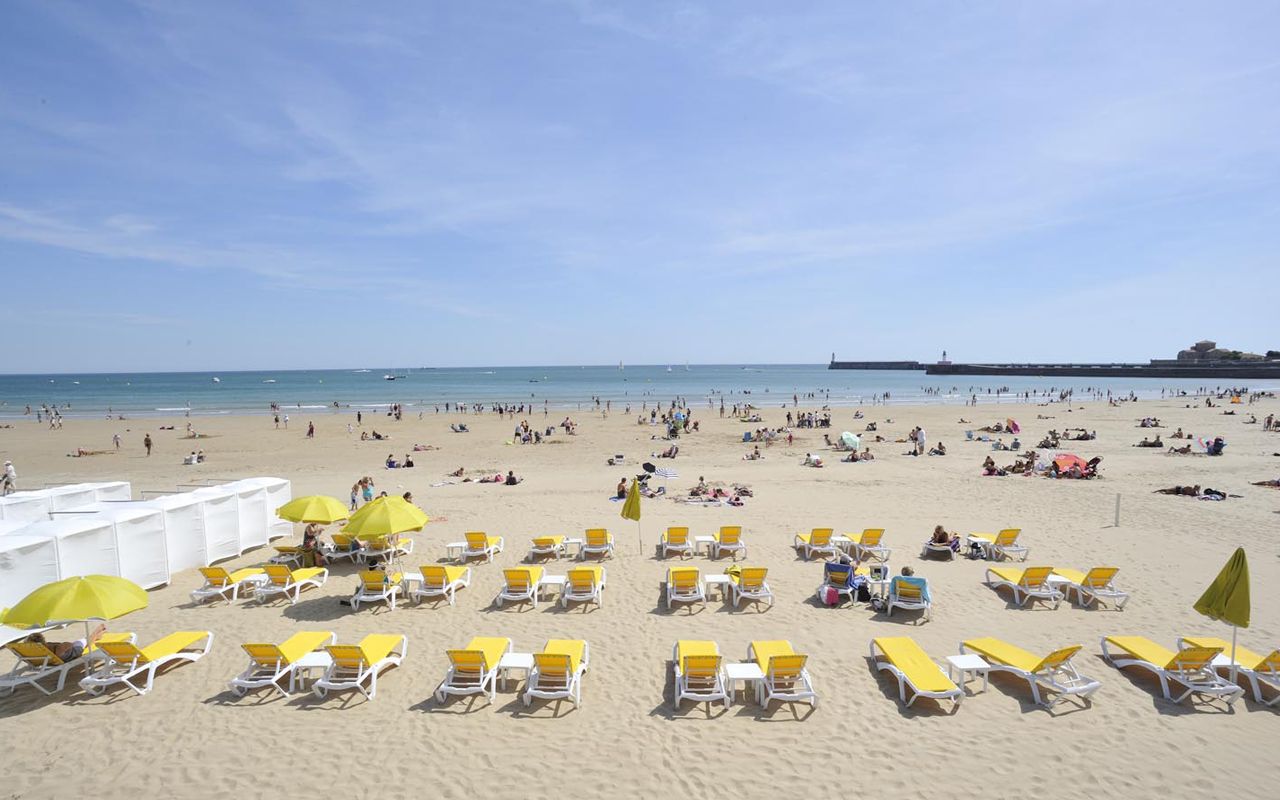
[26,624,107,661]
[302,522,328,568]
[930,525,960,552]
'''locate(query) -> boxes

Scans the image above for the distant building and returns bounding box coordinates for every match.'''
[1174,339,1266,362]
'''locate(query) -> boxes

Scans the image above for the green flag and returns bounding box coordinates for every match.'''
[620,478,641,522]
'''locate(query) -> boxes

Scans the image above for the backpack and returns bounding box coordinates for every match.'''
[818,585,839,607]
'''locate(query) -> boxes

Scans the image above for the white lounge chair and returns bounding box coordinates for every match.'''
[435,636,512,703]
[1052,568,1130,610]
[229,631,335,697]
[328,534,363,564]
[561,566,606,609]
[673,640,728,709]
[968,528,1027,561]
[1101,636,1243,707]
[360,534,414,564]
[887,576,931,622]
[985,566,1062,608]
[410,565,471,606]
[920,540,955,560]
[522,639,589,708]
[726,566,773,609]
[268,545,303,567]
[313,634,407,700]
[710,526,746,560]
[750,640,816,708]
[579,528,614,560]
[190,566,266,604]
[0,632,136,696]
[849,528,890,562]
[496,567,546,609]
[1179,636,1280,707]
[528,535,567,560]
[661,526,693,559]
[256,565,328,605]
[869,637,962,710]
[351,569,402,611]
[665,567,706,610]
[460,531,504,563]
[793,527,837,560]
[961,637,1101,708]
[80,631,214,697]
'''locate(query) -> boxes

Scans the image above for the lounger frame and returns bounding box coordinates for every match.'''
[867,638,961,710]
[79,631,214,697]
[1100,637,1243,707]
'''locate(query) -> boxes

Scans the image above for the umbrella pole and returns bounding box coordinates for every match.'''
[1231,625,1239,685]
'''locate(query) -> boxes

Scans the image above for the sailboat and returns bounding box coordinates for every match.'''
[684,363,690,372]
[666,365,673,372]
[618,361,624,371]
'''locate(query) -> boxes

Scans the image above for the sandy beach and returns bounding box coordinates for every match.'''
[1,396,1277,798]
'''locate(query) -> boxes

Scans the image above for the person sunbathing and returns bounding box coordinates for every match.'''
[26,624,107,662]
[1167,444,1192,454]
[1250,478,1280,488]
[1134,436,1163,448]
[928,443,946,455]
[448,467,464,477]
[803,453,823,467]
[1154,485,1201,496]
[930,525,960,552]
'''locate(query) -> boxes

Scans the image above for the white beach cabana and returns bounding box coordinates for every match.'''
[0,491,52,522]
[0,534,61,609]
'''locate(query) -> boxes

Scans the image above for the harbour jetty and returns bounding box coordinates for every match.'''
[831,341,1280,379]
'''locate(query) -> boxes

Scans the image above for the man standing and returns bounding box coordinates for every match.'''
[144,433,152,457]
[916,426,926,456]
[112,433,121,450]
[2,460,16,495]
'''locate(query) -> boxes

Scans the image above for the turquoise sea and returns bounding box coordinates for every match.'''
[0,364,1253,420]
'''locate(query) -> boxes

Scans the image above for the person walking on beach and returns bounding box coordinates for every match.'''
[350,481,360,511]
[3,460,16,495]
[283,414,289,429]
[112,433,121,450]
[306,421,315,439]
[274,414,280,429]
[143,433,152,457]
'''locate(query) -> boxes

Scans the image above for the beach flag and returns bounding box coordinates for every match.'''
[1193,547,1250,681]
[621,478,641,550]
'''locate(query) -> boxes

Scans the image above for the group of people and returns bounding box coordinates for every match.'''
[385,453,415,469]
[513,420,554,444]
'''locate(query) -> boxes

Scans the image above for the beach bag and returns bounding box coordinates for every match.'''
[818,585,839,606]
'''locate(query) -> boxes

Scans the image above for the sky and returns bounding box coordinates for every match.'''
[1,0,1278,372]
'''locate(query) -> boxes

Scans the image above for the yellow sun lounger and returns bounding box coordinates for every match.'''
[985,566,1062,608]
[793,528,836,560]
[496,567,546,608]
[666,567,705,609]
[580,528,614,559]
[849,528,890,562]
[313,634,407,700]
[661,526,693,559]
[1101,636,1243,706]
[1179,636,1280,707]
[79,631,214,697]
[411,565,471,606]
[229,631,336,696]
[562,566,606,609]
[1,631,135,696]
[523,639,590,708]
[1052,568,1129,610]
[351,569,403,611]
[673,640,727,709]
[256,565,328,604]
[726,566,773,609]
[869,637,961,710]
[528,535,567,560]
[711,526,745,560]
[461,531,504,563]
[190,566,267,604]
[961,637,1100,708]
[968,528,1027,561]
[436,636,513,703]
[749,640,816,708]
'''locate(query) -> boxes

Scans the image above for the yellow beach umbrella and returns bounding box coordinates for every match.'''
[2,575,148,627]
[620,478,641,550]
[343,496,428,539]
[277,495,349,524]
[1193,547,1250,681]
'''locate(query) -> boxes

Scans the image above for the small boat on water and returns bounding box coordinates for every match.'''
[212,377,220,383]
[263,379,276,383]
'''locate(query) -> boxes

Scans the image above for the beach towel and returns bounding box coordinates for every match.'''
[891,575,930,604]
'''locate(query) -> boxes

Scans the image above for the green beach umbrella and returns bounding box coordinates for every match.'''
[1193,547,1250,681]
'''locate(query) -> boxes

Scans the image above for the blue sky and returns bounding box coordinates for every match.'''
[1,1,1277,372]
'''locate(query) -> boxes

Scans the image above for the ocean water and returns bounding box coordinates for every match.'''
[0,364,1244,420]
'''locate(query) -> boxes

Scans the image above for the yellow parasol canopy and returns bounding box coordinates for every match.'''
[342,496,428,539]
[1194,547,1250,629]
[276,495,349,524]
[1,575,148,627]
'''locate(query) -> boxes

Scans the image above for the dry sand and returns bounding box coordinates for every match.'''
[1,396,1278,798]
